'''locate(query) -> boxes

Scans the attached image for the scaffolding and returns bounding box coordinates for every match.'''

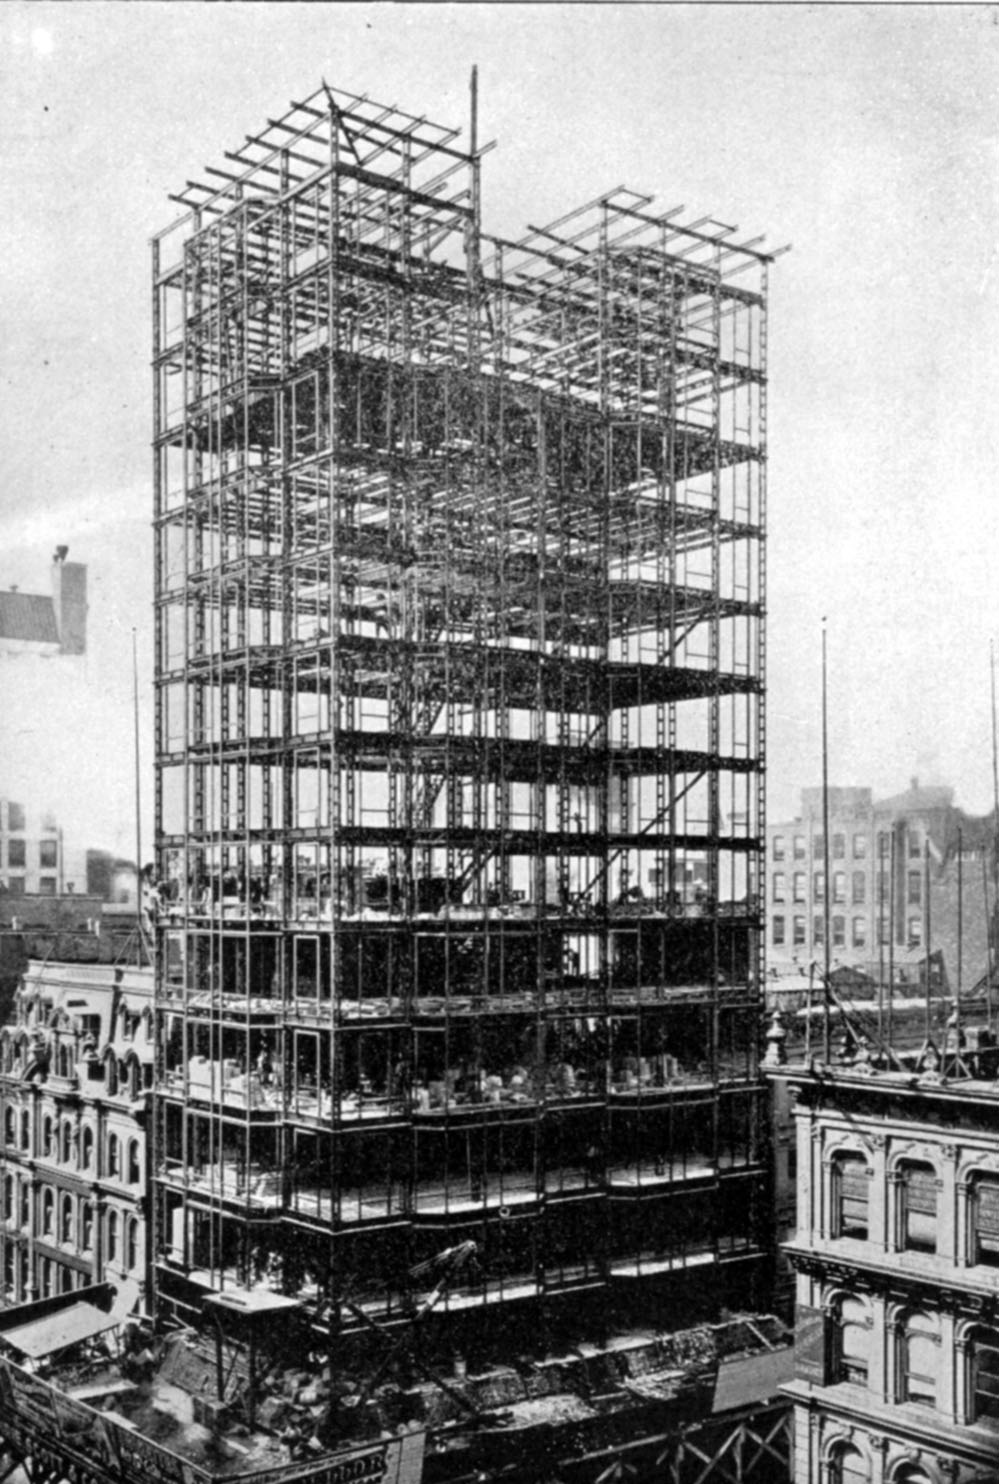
[151,80,775,1356]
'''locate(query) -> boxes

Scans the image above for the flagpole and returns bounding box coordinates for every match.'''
[133,627,143,938]
[822,619,831,1063]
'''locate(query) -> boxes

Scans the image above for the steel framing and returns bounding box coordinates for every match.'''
[151,81,774,1351]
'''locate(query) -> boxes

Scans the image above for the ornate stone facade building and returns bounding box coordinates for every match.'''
[781,1057,999,1484]
[0,959,153,1307]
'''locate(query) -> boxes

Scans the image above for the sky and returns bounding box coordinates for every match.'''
[0,2,997,859]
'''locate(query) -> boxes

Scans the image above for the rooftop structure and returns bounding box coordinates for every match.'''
[150,76,777,1372]
[0,548,87,657]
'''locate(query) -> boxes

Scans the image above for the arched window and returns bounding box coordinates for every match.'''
[60,1194,73,1245]
[828,1443,868,1484]
[42,1115,54,1157]
[81,1125,94,1170]
[969,1326,999,1424]
[81,1202,93,1251]
[126,1217,139,1272]
[106,1053,118,1097]
[892,1469,934,1484]
[833,1297,870,1386]
[60,1121,73,1163]
[832,1153,869,1240]
[898,1161,937,1254]
[4,1108,15,1145]
[127,1140,141,1185]
[20,1109,30,1151]
[899,1311,937,1406]
[971,1175,999,1268]
[107,1133,119,1178]
[106,1209,119,1263]
[41,1187,54,1236]
[3,1174,13,1221]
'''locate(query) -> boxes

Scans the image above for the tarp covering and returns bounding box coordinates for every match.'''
[710,1346,794,1413]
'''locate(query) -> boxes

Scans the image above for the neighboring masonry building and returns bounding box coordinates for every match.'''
[0,799,82,900]
[766,781,995,993]
[778,1047,999,1484]
[0,548,87,657]
[0,959,153,1309]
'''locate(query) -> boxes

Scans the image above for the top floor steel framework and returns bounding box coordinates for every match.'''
[151,78,777,1358]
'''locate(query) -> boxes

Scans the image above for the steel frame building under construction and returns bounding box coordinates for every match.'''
[151,78,775,1361]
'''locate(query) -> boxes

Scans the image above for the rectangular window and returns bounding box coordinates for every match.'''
[793,835,806,860]
[852,917,867,949]
[772,873,786,903]
[852,871,866,905]
[909,832,921,859]
[907,870,922,906]
[813,872,825,904]
[7,877,24,898]
[835,1154,869,1239]
[793,917,806,947]
[38,878,56,897]
[39,841,57,869]
[877,832,889,858]
[904,1325,937,1405]
[813,834,824,859]
[8,840,25,868]
[974,1179,999,1268]
[853,834,867,860]
[878,915,890,946]
[908,917,923,947]
[973,1335,999,1422]
[833,872,846,904]
[813,915,824,945]
[838,1298,870,1385]
[832,833,845,860]
[772,835,785,861]
[772,915,785,947]
[7,803,25,832]
[793,872,806,903]
[903,1165,937,1253]
[833,916,845,947]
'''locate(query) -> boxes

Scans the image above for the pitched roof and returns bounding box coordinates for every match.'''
[875,783,954,813]
[0,591,58,645]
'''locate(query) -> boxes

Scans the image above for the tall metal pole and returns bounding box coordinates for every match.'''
[985,638,991,1032]
[877,838,885,1048]
[923,837,932,1047]
[956,825,963,1054]
[887,830,895,1052]
[822,619,831,1062]
[983,851,994,1035]
[133,627,143,932]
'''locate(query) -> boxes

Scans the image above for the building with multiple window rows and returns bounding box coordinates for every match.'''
[151,81,775,1358]
[781,1055,999,1484]
[0,960,152,1306]
[765,783,994,990]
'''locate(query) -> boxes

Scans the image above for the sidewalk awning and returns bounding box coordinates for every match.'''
[0,1302,118,1359]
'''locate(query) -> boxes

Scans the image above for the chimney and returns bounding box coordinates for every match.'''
[51,548,87,655]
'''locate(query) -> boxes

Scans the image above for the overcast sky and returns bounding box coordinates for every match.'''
[1,2,997,858]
